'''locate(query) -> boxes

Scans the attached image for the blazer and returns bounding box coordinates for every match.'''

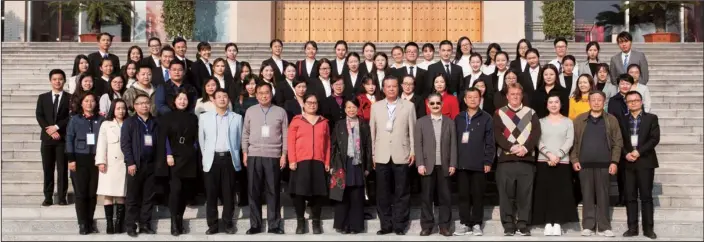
[95,120,127,196]
[65,114,105,160]
[261,58,289,83]
[426,61,464,96]
[190,59,213,95]
[331,58,349,77]
[570,112,623,165]
[343,71,365,96]
[460,73,492,94]
[283,99,303,125]
[509,59,529,74]
[224,60,242,83]
[559,72,579,96]
[150,66,170,87]
[577,61,605,78]
[274,79,296,105]
[296,59,320,83]
[360,61,374,77]
[87,52,120,77]
[402,93,427,119]
[619,112,660,169]
[142,55,160,70]
[369,98,417,164]
[307,77,332,105]
[322,95,349,131]
[393,66,427,96]
[36,91,72,144]
[609,50,649,85]
[531,85,570,118]
[198,110,243,172]
[518,67,542,104]
[370,69,392,97]
[414,115,457,177]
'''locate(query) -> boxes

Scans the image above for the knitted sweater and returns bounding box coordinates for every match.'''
[492,105,542,163]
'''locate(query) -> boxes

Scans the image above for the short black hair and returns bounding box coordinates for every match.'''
[422,43,435,52]
[439,40,453,49]
[148,37,161,45]
[225,42,238,52]
[304,41,318,50]
[49,69,66,80]
[137,63,152,73]
[525,48,540,58]
[404,42,419,52]
[197,41,212,52]
[469,52,483,62]
[256,82,273,93]
[134,93,150,105]
[617,31,633,43]
[335,40,348,50]
[160,45,175,55]
[270,38,283,48]
[463,87,482,99]
[391,45,403,53]
[169,59,185,69]
[172,37,187,47]
[588,90,606,100]
[617,74,635,85]
[625,90,643,101]
[97,32,114,42]
[553,37,568,47]
[362,42,376,52]
[562,55,576,65]
[344,97,360,108]
[213,88,229,98]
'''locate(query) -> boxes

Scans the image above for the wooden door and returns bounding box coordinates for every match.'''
[377,1,413,43]
[412,1,448,43]
[275,1,310,42]
[309,1,344,42]
[343,1,378,43]
[447,1,483,42]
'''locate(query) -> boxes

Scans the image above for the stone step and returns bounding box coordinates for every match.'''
[651,109,704,118]
[652,102,704,110]
[2,217,701,238]
[3,233,702,241]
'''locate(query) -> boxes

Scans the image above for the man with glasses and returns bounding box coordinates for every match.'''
[548,37,578,74]
[143,37,162,69]
[242,82,288,235]
[414,93,457,236]
[620,91,659,239]
[393,42,427,96]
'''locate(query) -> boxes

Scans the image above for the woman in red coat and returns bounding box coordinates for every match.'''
[287,93,331,235]
[425,73,460,119]
[356,75,382,122]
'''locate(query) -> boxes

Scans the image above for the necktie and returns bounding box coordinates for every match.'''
[623,54,629,71]
[53,94,60,120]
[445,64,450,75]
[409,66,415,77]
[164,69,170,80]
[103,54,108,59]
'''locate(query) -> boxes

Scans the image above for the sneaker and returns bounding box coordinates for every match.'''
[581,229,594,236]
[516,228,531,236]
[503,229,515,236]
[472,224,483,236]
[553,224,562,236]
[543,224,553,236]
[597,230,615,237]
[453,225,471,236]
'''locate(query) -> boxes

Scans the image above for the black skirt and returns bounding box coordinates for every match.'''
[288,160,328,197]
[531,162,579,225]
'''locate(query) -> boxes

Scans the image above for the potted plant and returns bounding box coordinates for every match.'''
[624,1,692,42]
[162,0,196,40]
[540,0,575,40]
[49,0,134,42]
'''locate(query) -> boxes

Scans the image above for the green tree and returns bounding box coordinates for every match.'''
[162,0,196,40]
[541,0,575,40]
[624,1,693,33]
[49,0,134,33]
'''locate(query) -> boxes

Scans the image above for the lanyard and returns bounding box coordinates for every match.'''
[465,112,472,132]
[260,105,271,125]
[86,116,94,133]
[386,102,396,120]
[137,116,150,133]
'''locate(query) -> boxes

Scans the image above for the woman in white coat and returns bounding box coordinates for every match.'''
[95,99,129,234]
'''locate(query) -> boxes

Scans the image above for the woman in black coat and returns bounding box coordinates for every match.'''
[322,76,349,131]
[284,80,307,124]
[330,98,372,234]
[156,89,199,236]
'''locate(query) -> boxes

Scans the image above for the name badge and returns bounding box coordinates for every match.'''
[86,133,95,145]
[385,120,393,132]
[261,125,271,138]
[630,135,638,147]
[461,132,469,144]
[144,135,153,147]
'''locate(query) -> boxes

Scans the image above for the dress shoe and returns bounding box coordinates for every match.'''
[622,229,639,237]
[127,228,138,237]
[170,217,180,236]
[78,224,88,235]
[439,228,452,237]
[644,231,657,239]
[296,218,306,234]
[312,220,322,234]
[376,229,392,235]
[246,227,262,234]
[419,229,432,236]
[395,230,406,235]
[205,227,219,235]
[335,228,345,234]
[139,225,156,234]
[224,224,236,234]
[268,228,285,234]
[58,200,68,206]
[88,224,99,234]
[41,199,53,207]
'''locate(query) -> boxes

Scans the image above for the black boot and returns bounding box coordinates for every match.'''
[78,224,88,235]
[104,205,114,234]
[170,216,180,236]
[177,215,185,234]
[114,204,125,234]
[296,218,306,234]
[312,220,322,234]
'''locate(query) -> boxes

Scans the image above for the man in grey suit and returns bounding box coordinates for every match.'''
[370,75,417,235]
[414,93,457,237]
[609,32,649,85]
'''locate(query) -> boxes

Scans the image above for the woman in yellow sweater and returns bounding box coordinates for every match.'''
[568,74,595,120]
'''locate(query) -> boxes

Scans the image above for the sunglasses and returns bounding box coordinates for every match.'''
[429,102,442,106]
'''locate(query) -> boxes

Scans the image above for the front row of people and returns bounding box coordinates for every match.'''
[60,71,659,238]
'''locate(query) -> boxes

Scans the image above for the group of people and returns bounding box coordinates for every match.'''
[35,31,659,239]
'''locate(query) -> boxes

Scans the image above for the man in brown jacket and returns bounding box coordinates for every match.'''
[570,90,622,237]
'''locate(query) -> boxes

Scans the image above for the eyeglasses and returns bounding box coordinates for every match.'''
[402,83,414,86]
[429,101,442,106]
[320,67,331,71]
[626,100,642,104]
[305,101,318,105]
[134,102,150,106]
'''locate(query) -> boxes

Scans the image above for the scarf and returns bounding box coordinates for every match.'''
[346,117,362,165]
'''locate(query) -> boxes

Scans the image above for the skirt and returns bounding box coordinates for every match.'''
[288,160,328,197]
[531,162,579,225]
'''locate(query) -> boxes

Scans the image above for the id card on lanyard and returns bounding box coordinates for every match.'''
[138,116,153,147]
[86,118,96,145]
[461,112,471,144]
[261,106,271,138]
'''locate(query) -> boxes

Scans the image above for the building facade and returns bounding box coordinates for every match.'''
[3,1,702,43]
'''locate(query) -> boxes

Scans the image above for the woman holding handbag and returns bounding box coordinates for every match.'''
[330,98,372,234]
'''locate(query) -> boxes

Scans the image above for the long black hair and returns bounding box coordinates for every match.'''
[485,43,502,66]
[201,77,223,103]
[169,89,191,111]
[126,46,143,63]
[453,36,473,63]
[105,98,129,121]
[514,39,532,60]
[107,75,127,101]
[71,54,90,76]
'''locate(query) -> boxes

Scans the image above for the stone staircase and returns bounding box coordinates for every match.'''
[1,42,703,240]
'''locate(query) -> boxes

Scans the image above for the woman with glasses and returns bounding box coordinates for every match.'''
[493,70,527,109]
[509,39,532,74]
[308,59,334,102]
[453,36,475,77]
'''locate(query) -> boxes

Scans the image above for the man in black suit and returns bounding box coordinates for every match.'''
[460,53,493,111]
[330,40,349,77]
[425,40,463,97]
[191,41,213,95]
[261,39,288,82]
[620,91,659,240]
[518,48,542,103]
[393,42,426,96]
[172,37,194,83]
[35,69,72,206]
[151,46,176,87]
[142,37,162,69]
[87,32,120,77]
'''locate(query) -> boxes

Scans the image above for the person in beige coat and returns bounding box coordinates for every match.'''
[369,75,416,235]
[95,99,129,234]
